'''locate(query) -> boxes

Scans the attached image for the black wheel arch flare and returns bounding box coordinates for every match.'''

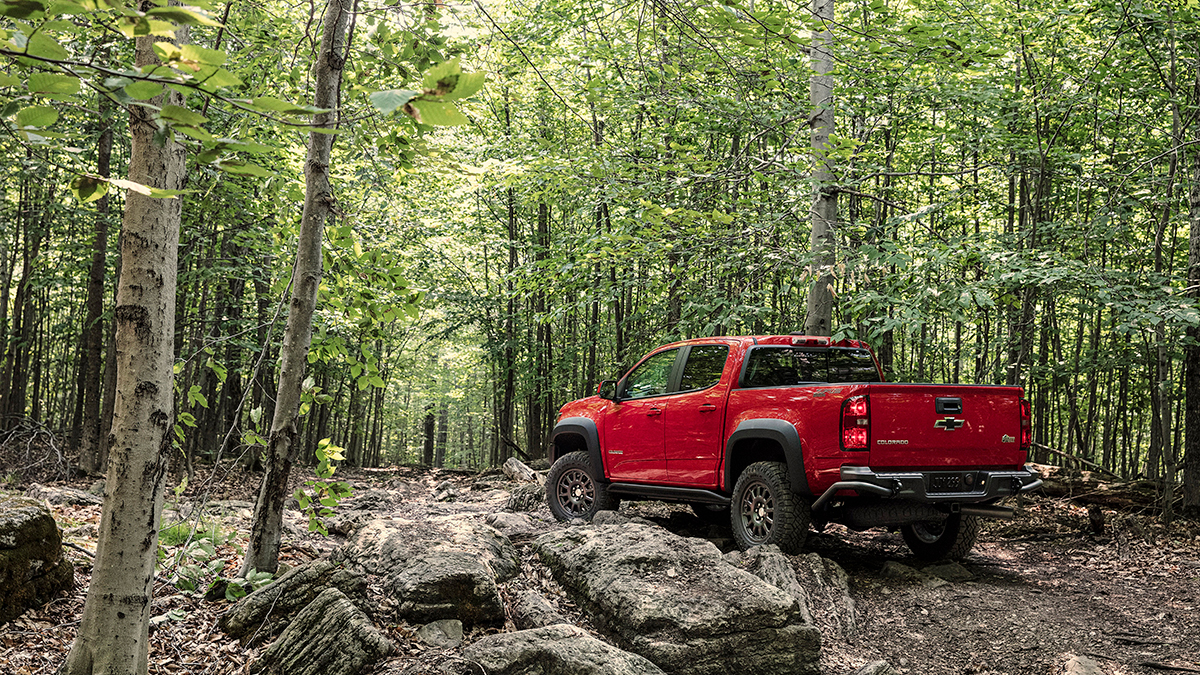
[549,417,605,483]
[724,419,812,497]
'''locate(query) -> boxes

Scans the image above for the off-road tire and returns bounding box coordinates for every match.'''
[730,461,809,554]
[690,502,731,525]
[901,513,980,561]
[546,451,618,521]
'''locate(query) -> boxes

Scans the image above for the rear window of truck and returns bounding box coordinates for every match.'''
[741,347,880,387]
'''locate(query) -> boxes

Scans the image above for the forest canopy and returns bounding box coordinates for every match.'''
[1,0,1198,516]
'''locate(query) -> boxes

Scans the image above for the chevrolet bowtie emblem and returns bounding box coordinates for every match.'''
[935,417,965,431]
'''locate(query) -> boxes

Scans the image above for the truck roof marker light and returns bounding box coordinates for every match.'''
[841,394,869,450]
[792,336,831,346]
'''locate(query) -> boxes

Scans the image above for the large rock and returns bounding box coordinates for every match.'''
[220,559,366,644]
[725,544,814,624]
[511,589,570,630]
[0,496,73,622]
[460,624,666,675]
[334,518,519,626]
[25,483,102,506]
[534,524,821,675]
[249,588,392,675]
[387,550,505,625]
[794,553,858,641]
[505,483,544,512]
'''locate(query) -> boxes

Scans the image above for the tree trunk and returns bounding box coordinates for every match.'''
[240,0,351,576]
[73,94,114,473]
[804,0,836,337]
[423,406,436,466]
[62,15,188,675]
[1185,143,1200,517]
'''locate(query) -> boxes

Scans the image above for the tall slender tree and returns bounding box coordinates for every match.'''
[62,13,189,675]
[241,0,353,576]
[805,0,837,336]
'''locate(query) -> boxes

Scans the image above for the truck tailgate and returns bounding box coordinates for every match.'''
[866,384,1026,468]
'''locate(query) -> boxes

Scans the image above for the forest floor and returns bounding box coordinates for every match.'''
[2,452,1199,675]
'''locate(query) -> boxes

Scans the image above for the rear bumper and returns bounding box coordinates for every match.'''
[811,464,1043,513]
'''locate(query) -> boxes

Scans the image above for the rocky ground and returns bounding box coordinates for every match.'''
[2,458,1198,675]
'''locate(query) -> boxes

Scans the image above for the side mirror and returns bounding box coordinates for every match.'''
[597,379,619,401]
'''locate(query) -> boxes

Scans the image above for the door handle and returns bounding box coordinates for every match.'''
[646,408,662,417]
[698,404,717,412]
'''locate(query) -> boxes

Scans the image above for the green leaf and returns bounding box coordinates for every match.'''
[1,0,48,19]
[71,174,107,203]
[159,104,207,127]
[194,66,241,90]
[179,43,226,66]
[422,57,461,91]
[443,71,484,101]
[27,72,78,95]
[25,32,67,60]
[0,72,18,87]
[247,96,326,115]
[15,105,57,127]
[124,80,163,100]
[146,6,222,27]
[369,89,419,115]
[408,99,467,126]
[214,159,273,177]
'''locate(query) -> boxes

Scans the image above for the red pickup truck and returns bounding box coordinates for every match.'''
[545,335,1042,561]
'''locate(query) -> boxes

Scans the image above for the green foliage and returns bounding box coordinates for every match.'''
[293,438,353,536]
[158,518,233,593]
[222,568,274,602]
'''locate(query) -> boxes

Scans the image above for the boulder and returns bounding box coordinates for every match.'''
[417,619,464,649]
[25,483,102,506]
[511,589,571,630]
[388,550,505,625]
[505,483,544,512]
[220,559,366,644]
[484,512,539,537]
[794,553,858,641]
[249,588,392,675]
[534,524,821,675]
[880,561,948,589]
[724,545,814,624]
[340,488,405,511]
[0,496,73,622]
[459,624,666,675]
[502,458,542,484]
[923,561,975,582]
[334,518,519,626]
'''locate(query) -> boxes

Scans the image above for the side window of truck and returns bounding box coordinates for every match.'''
[744,347,821,387]
[623,348,679,399]
[679,345,729,392]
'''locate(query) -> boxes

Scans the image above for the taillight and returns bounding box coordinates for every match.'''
[1019,398,1032,451]
[841,395,869,450]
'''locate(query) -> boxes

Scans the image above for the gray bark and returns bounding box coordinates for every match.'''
[241,0,351,576]
[804,0,837,337]
[62,14,188,675]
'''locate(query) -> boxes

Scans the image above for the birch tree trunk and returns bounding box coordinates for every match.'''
[240,0,351,576]
[804,0,837,337]
[61,16,188,675]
